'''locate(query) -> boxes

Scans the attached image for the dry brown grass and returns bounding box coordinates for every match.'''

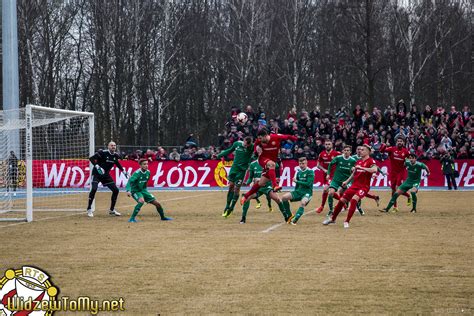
[0,190,473,315]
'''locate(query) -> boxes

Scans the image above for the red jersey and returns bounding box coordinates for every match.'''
[352,157,377,190]
[318,150,340,176]
[380,144,410,174]
[255,134,297,166]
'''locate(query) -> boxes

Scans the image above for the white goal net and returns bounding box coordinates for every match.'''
[0,104,94,222]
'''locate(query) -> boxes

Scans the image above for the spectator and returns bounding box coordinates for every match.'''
[185,134,198,148]
[180,149,193,160]
[440,151,458,190]
[353,104,363,127]
[258,113,267,128]
[396,99,407,121]
[244,105,257,123]
[156,147,168,160]
[294,147,305,159]
[461,105,471,125]
[128,150,142,161]
[7,151,18,194]
[287,107,297,121]
[281,148,293,159]
[144,149,157,161]
[194,148,208,161]
[169,148,181,162]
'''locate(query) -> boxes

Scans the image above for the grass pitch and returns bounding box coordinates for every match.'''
[0,190,473,315]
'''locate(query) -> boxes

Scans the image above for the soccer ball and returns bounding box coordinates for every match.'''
[236,112,248,124]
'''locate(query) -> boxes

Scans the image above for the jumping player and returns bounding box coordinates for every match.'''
[380,154,430,213]
[240,128,298,222]
[325,145,357,217]
[126,159,172,222]
[315,140,340,214]
[217,136,254,217]
[280,157,315,225]
[380,137,411,211]
[240,159,274,224]
[322,144,377,228]
[87,141,128,217]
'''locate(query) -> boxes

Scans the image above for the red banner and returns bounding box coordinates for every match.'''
[31,159,474,188]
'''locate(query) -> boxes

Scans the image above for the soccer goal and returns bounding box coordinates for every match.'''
[0,104,94,222]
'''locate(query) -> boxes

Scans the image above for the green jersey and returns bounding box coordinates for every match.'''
[246,161,272,189]
[126,169,150,193]
[294,168,315,195]
[217,141,253,171]
[404,160,427,184]
[246,161,263,183]
[328,155,357,182]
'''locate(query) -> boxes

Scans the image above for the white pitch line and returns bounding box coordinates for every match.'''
[0,192,216,229]
[262,209,316,233]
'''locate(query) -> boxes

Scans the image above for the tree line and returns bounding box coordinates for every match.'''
[16,0,473,146]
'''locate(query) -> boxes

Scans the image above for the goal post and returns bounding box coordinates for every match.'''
[0,104,95,222]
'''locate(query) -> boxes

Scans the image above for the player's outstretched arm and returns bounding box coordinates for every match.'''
[217,141,237,159]
[275,134,298,142]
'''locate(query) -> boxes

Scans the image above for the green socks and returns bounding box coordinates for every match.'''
[294,207,304,222]
[242,200,250,218]
[229,194,239,211]
[156,204,166,219]
[283,200,291,214]
[130,202,144,220]
[386,192,399,211]
[328,195,334,212]
[225,190,234,210]
[266,195,272,208]
[278,202,291,219]
[411,192,417,209]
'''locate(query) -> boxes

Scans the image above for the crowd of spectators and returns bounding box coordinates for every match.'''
[121,101,473,161]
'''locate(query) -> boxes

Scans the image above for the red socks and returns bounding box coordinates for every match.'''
[345,200,358,223]
[333,192,341,200]
[321,191,328,207]
[244,182,261,199]
[366,193,377,200]
[331,201,344,221]
[267,168,278,188]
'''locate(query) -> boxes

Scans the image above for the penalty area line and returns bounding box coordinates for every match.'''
[0,192,216,229]
[261,209,316,233]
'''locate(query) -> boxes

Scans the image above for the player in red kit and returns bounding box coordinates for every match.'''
[322,144,377,228]
[315,140,340,214]
[240,128,298,222]
[380,137,411,211]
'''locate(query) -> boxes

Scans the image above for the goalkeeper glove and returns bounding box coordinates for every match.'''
[94,165,105,175]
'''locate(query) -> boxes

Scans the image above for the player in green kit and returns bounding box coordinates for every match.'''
[380,153,430,213]
[325,145,357,217]
[217,136,254,217]
[126,159,172,223]
[239,160,273,224]
[280,157,315,225]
